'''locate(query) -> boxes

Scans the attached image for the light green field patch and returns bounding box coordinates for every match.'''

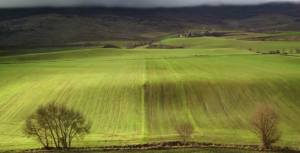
[266,32,300,37]
[162,37,300,53]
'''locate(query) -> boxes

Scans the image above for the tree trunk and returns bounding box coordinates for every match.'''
[44,129,49,148]
[68,139,71,148]
[262,136,269,150]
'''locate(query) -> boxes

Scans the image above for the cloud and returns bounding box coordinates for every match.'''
[0,0,298,8]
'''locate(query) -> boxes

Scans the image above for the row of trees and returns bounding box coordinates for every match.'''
[248,47,300,54]
[275,49,300,54]
[175,103,281,150]
[24,102,280,150]
[126,37,159,49]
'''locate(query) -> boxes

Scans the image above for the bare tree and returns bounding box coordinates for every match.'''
[23,115,50,149]
[249,103,281,149]
[23,102,92,149]
[174,121,194,143]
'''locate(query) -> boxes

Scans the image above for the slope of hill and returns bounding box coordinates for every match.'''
[1,38,300,150]
[0,14,182,45]
[243,32,300,41]
[0,2,300,45]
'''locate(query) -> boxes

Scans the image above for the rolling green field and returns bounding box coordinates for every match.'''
[163,37,300,53]
[0,37,300,151]
[266,32,300,37]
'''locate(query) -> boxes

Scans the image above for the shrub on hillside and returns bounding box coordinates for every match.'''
[103,44,121,49]
[276,50,280,54]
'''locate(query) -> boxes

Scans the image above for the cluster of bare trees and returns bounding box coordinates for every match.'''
[174,103,281,150]
[127,37,159,49]
[24,102,281,150]
[23,102,92,149]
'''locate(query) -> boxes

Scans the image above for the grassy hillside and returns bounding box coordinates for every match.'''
[1,3,300,45]
[267,32,300,37]
[240,32,300,41]
[0,38,300,150]
[242,32,300,41]
[163,37,300,52]
[234,14,299,31]
[0,14,175,46]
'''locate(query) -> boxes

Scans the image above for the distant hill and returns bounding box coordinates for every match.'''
[0,2,300,46]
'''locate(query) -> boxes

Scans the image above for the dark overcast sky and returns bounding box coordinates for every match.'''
[0,0,298,8]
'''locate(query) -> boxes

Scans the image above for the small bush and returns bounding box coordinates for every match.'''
[276,50,280,54]
[174,122,194,143]
[103,44,121,49]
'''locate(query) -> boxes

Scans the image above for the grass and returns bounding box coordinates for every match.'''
[0,46,101,57]
[162,37,300,52]
[265,32,300,37]
[0,37,300,151]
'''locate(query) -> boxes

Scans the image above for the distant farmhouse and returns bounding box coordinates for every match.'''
[179,31,192,38]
